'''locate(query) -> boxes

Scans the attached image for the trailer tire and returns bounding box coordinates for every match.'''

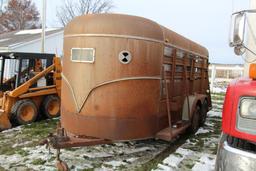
[189,105,200,134]
[11,99,38,125]
[200,100,208,126]
[42,95,60,119]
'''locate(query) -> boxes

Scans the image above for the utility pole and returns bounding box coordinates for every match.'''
[244,0,256,76]
[41,0,46,53]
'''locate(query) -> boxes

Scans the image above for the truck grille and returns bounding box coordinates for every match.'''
[227,135,256,154]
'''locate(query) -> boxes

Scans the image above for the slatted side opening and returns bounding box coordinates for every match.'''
[160,45,210,124]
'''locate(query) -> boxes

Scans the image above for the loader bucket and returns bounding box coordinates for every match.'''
[0,112,12,131]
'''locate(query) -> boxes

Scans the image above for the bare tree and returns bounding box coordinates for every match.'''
[0,0,40,34]
[57,0,114,26]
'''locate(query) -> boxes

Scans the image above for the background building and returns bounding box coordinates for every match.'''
[0,28,63,79]
[0,28,63,54]
[209,63,244,92]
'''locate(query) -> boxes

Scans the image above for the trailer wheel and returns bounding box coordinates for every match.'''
[200,100,208,126]
[12,99,38,125]
[42,95,60,119]
[189,105,200,133]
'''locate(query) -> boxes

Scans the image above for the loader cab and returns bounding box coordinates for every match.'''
[0,52,55,92]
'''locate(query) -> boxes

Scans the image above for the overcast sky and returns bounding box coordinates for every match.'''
[33,0,251,64]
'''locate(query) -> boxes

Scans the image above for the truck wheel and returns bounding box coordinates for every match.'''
[12,99,38,125]
[200,100,208,126]
[42,95,60,119]
[189,105,200,133]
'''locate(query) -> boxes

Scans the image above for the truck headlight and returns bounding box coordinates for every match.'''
[240,98,256,119]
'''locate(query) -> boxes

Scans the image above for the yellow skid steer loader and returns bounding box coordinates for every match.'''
[0,52,61,131]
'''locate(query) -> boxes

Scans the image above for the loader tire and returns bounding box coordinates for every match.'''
[188,105,200,134]
[11,99,38,125]
[42,95,60,119]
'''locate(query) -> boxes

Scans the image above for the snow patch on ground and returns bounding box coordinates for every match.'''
[12,141,32,148]
[126,157,138,163]
[154,148,216,171]
[207,111,222,118]
[192,154,215,171]
[153,111,221,171]
[2,125,22,133]
[104,160,127,168]
[83,152,113,158]
[195,128,210,135]
[125,147,152,154]
[163,148,193,168]
[211,87,226,93]
[156,163,175,171]
[0,136,168,170]
[0,154,24,169]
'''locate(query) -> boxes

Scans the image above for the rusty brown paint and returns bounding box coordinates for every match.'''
[61,14,210,142]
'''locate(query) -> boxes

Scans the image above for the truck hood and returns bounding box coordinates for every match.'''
[222,77,256,143]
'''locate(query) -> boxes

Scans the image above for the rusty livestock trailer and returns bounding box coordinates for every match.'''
[47,14,211,166]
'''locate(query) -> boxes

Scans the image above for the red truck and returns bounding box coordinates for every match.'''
[215,10,256,170]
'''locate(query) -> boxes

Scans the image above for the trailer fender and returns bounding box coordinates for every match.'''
[182,94,208,120]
